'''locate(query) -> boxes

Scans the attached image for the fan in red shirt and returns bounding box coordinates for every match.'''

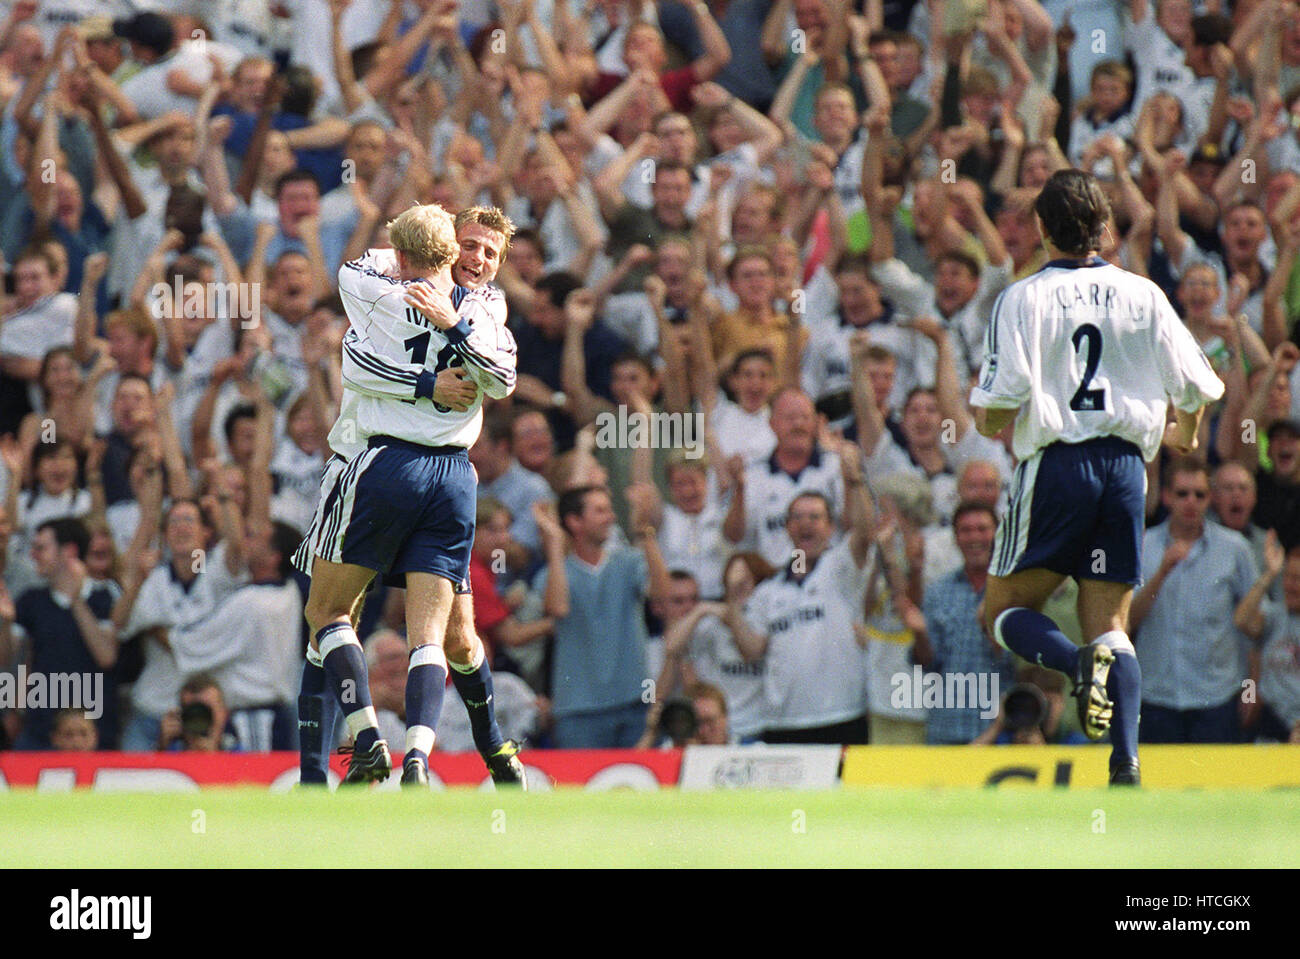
[587,3,732,114]
[470,498,555,665]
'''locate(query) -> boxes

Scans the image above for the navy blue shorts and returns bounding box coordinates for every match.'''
[296,437,475,590]
[990,435,1145,586]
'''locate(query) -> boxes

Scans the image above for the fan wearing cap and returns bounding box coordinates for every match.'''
[76,15,130,80]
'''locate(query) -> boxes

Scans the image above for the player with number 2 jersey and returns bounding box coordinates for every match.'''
[970,170,1223,787]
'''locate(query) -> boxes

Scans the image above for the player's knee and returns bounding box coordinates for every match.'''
[979,596,1006,636]
[304,595,351,634]
[443,619,477,663]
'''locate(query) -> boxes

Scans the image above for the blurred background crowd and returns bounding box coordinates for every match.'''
[0,0,1298,755]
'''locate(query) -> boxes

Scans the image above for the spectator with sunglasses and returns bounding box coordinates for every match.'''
[1130,458,1261,744]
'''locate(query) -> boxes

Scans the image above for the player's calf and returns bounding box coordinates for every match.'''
[317,621,384,758]
[445,594,520,782]
[991,606,1079,674]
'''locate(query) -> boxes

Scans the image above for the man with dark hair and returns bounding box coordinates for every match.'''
[597,161,694,294]
[803,253,909,418]
[534,486,670,747]
[116,494,249,751]
[0,246,78,432]
[867,29,933,141]
[220,167,356,278]
[1130,459,1259,743]
[868,181,1013,380]
[910,501,1017,744]
[470,408,555,562]
[160,673,234,752]
[115,11,216,122]
[100,374,157,507]
[0,518,122,749]
[1253,419,1300,552]
[222,404,259,467]
[973,168,1225,785]
[510,271,631,424]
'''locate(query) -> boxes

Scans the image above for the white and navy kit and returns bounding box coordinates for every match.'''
[1125,9,1195,110]
[168,579,304,750]
[120,543,249,722]
[658,502,731,600]
[0,292,77,412]
[269,437,326,537]
[293,249,516,589]
[743,538,874,732]
[740,447,845,569]
[970,257,1224,584]
[330,248,516,456]
[689,613,767,741]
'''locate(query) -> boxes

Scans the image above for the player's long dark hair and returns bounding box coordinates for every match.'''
[1034,170,1112,257]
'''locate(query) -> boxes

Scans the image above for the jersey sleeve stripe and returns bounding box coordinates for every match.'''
[341,258,408,288]
[342,337,419,387]
[986,288,1008,357]
[451,341,517,388]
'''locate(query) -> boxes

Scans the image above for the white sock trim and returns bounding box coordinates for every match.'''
[448,642,485,674]
[345,705,378,739]
[405,725,435,756]
[1094,630,1135,657]
[319,625,361,661]
[991,607,1024,653]
[409,643,448,671]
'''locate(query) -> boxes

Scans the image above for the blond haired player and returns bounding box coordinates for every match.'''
[294,204,518,785]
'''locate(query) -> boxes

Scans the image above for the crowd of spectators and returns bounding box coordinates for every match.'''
[1,0,1299,754]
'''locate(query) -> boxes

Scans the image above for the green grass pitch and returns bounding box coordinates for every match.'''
[3,787,1298,867]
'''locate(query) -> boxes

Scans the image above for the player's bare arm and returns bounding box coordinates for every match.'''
[1163,405,1205,455]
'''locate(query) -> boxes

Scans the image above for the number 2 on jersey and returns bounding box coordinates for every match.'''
[1069,323,1106,412]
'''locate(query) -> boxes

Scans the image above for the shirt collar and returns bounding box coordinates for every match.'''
[839,300,894,329]
[1041,256,1109,271]
[169,561,198,594]
[767,444,824,478]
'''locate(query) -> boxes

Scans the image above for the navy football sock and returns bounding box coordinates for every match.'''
[1098,632,1141,769]
[993,607,1078,674]
[318,622,379,753]
[449,647,506,757]
[404,644,447,767]
[298,654,328,785]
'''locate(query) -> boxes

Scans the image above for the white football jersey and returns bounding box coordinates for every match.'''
[329,249,516,458]
[1125,9,1194,108]
[969,258,1224,462]
[739,448,845,568]
[743,538,874,730]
